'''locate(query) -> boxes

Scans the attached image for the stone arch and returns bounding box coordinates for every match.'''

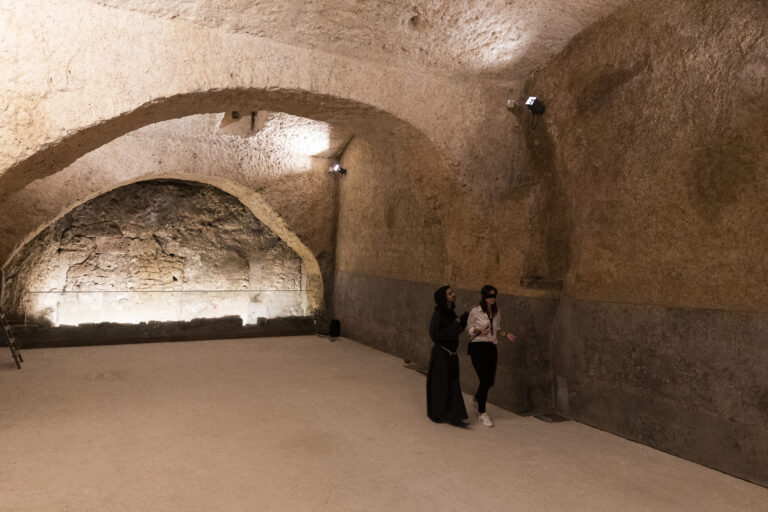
[2,89,455,211]
[1,88,460,271]
[3,174,326,315]
[2,0,519,291]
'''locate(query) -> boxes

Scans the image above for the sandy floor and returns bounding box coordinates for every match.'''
[0,336,765,511]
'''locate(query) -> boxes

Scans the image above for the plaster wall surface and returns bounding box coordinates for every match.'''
[525,0,768,486]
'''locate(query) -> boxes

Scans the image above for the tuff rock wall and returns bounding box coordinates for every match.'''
[3,180,307,326]
[0,113,338,314]
[526,0,768,486]
[1,0,765,489]
[333,135,558,415]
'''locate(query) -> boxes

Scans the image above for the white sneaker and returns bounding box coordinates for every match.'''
[478,413,494,427]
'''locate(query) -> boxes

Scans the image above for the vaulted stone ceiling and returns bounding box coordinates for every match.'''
[87,0,630,81]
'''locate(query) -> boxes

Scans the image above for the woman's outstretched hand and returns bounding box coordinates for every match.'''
[505,332,517,342]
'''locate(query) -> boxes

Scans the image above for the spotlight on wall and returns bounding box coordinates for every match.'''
[329,163,347,175]
[525,96,545,129]
[525,96,545,115]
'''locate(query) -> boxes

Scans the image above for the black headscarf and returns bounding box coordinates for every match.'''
[434,285,454,311]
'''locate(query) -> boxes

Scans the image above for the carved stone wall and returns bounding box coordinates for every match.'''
[526,0,768,487]
[3,180,308,325]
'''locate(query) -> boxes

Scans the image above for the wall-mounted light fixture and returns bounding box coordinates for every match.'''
[329,163,347,176]
[525,96,545,114]
[525,96,545,129]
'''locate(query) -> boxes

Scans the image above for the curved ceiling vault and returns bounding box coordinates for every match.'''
[86,0,631,81]
[1,0,505,201]
[2,0,616,216]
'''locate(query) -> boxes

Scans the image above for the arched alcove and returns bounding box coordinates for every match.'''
[2,179,322,327]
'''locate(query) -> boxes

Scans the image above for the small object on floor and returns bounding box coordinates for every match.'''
[478,413,494,427]
[403,360,428,375]
[534,412,569,423]
[329,319,341,337]
[315,318,341,341]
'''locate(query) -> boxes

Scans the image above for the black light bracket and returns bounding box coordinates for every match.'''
[329,163,347,176]
[525,96,545,129]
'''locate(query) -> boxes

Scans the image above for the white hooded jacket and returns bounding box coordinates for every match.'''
[467,304,502,344]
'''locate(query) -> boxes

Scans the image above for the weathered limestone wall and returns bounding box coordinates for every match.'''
[526,0,768,486]
[3,180,309,326]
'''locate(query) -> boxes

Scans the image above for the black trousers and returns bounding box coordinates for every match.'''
[470,342,497,414]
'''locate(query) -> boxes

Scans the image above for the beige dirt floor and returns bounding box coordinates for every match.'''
[0,336,766,511]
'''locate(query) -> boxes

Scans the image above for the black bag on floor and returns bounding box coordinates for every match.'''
[329,319,341,337]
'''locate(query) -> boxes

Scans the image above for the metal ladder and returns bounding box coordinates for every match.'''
[0,310,22,369]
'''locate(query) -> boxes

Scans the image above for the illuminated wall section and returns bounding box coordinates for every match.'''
[2,180,311,326]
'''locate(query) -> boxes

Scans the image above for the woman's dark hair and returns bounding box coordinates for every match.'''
[479,284,498,316]
[434,285,454,311]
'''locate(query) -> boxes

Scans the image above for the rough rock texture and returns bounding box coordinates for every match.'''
[0,0,540,299]
[336,134,559,296]
[335,137,446,285]
[333,135,558,416]
[526,0,768,311]
[0,0,520,207]
[2,0,767,490]
[85,0,629,81]
[0,113,340,311]
[3,180,310,326]
[552,299,768,487]
[524,0,768,486]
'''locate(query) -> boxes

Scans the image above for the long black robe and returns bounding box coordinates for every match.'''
[426,306,468,422]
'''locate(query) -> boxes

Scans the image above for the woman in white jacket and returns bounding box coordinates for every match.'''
[466,285,516,427]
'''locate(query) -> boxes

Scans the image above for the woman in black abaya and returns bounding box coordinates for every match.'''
[427,285,469,424]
